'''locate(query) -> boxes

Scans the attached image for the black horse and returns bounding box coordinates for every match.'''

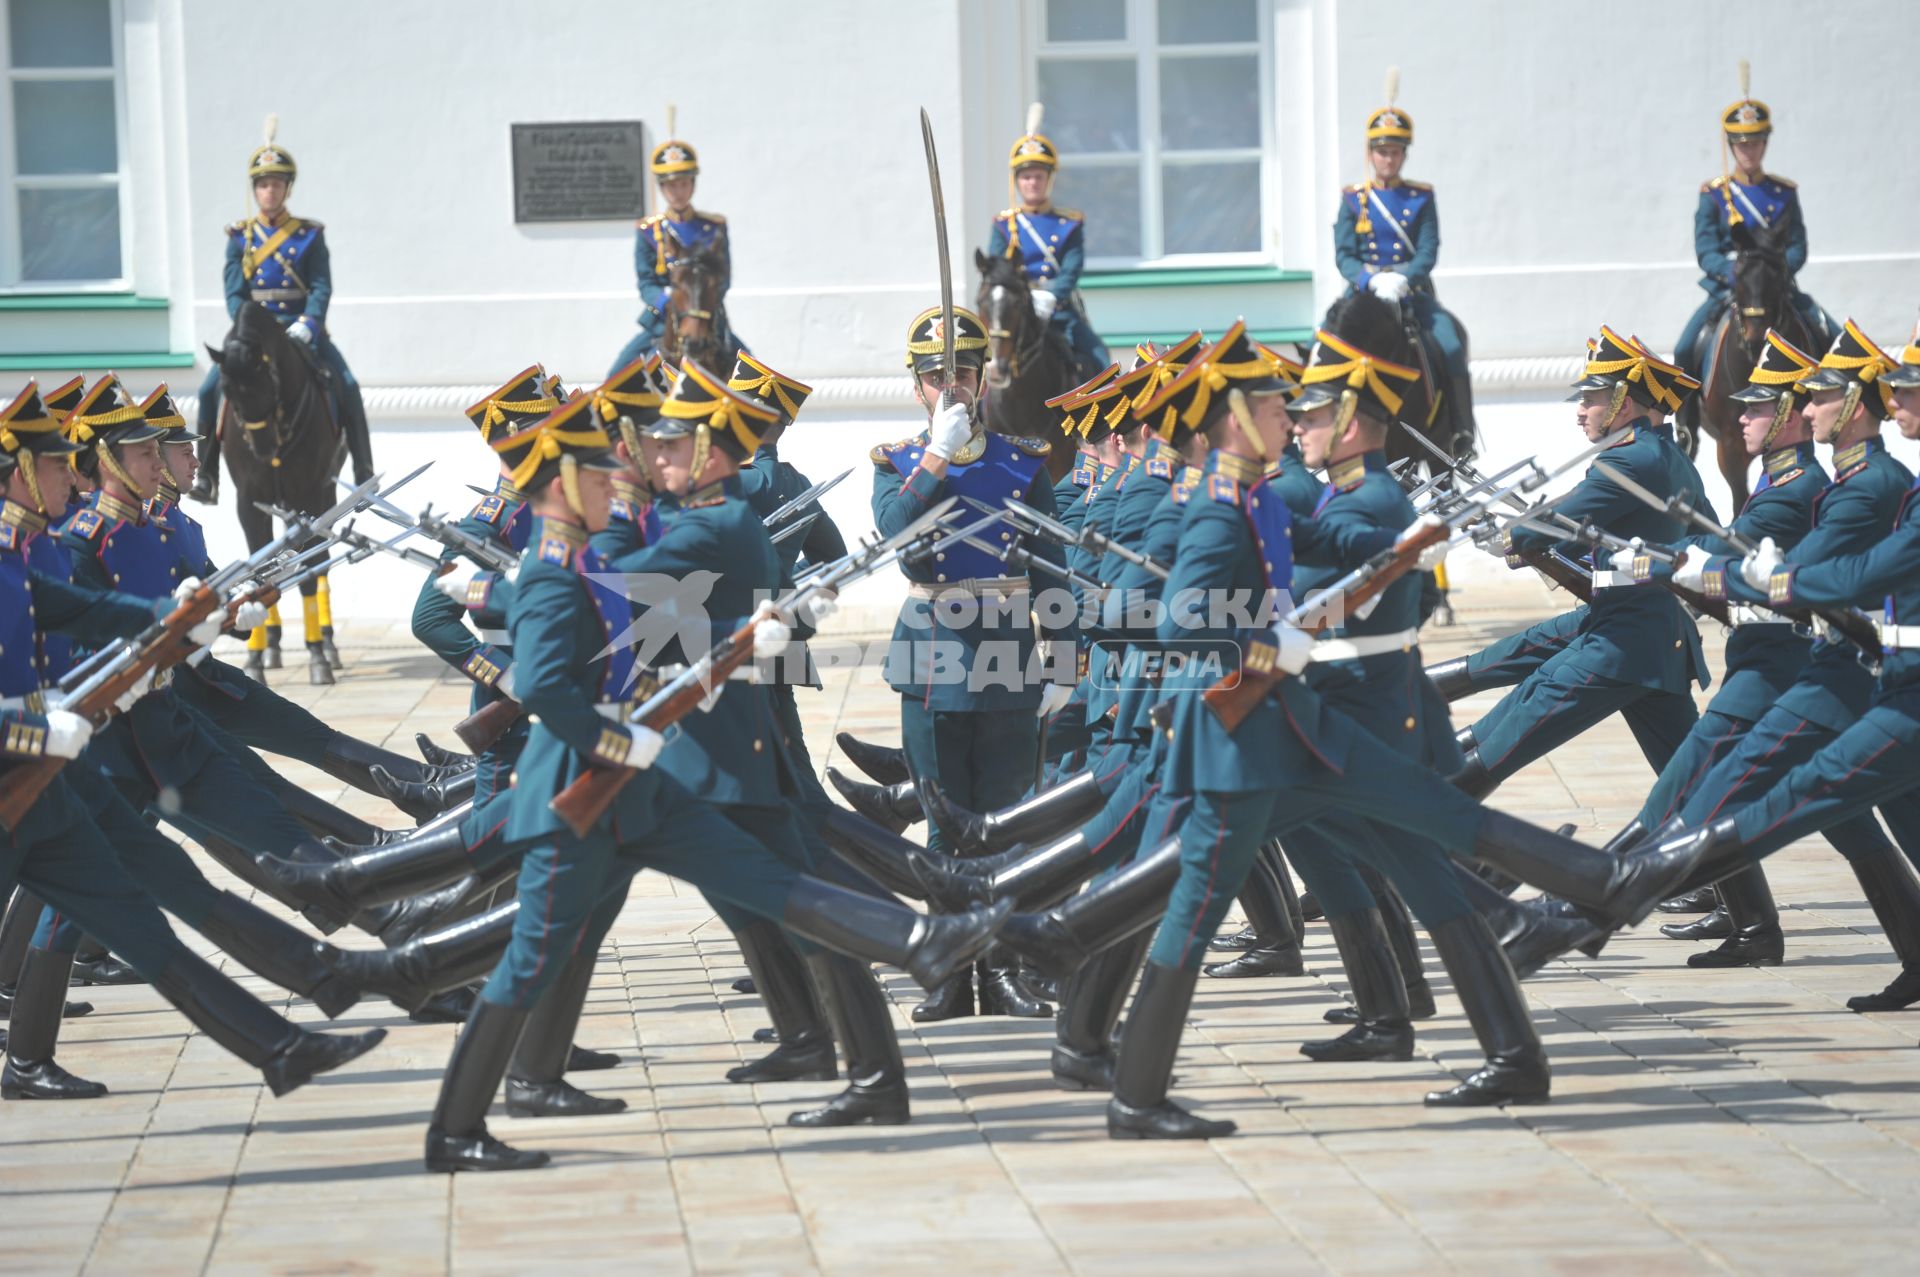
[1383,299,1477,473]
[975,249,1079,484]
[660,229,743,373]
[1681,221,1811,504]
[205,300,348,683]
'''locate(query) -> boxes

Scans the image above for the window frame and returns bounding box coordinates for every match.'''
[0,0,133,293]
[1029,0,1273,271]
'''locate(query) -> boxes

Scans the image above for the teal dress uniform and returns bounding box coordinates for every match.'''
[609,209,746,374]
[1674,173,1832,377]
[987,204,1110,379]
[1466,418,1712,789]
[1333,179,1470,423]
[196,213,373,482]
[872,426,1072,854]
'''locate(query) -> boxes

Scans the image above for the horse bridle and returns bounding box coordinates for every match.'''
[233,338,319,481]
[985,282,1045,380]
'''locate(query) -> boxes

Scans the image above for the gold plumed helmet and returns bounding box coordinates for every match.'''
[1722,60,1772,138]
[1008,102,1060,172]
[248,113,296,181]
[1365,67,1413,146]
[650,104,699,177]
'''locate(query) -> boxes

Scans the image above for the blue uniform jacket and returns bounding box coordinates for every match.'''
[1334,180,1439,291]
[1694,174,1807,300]
[1506,420,1712,694]
[987,205,1085,300]
[1767,472,1920,693]
[871,427,1074,712]
[225,214,331,325]
[634,209,730,327]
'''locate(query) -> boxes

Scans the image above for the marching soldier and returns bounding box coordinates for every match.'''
[609,125,746,373]
[988,105,1111,380]
[1333,69,1473,446]
[192,116,372,503]
[1673,62,1834,383]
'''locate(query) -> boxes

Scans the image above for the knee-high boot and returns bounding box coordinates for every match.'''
[504,954,627,1117]
[834,732,910,786]
[424,998,547,1172]
[1468,810,1719,926]
[371,765,479,824]
[316,901,517,1013]
[996,835,1183,980]
[318,735,473,797]
[920,773,1107,857]
[261,821,477,918]
[1686,866,1783,967]
[778,878,1008,993]
[818,808,936,900]
[1425,656,1476,702]
[1205,841,1304,979]
[1106,961,1235,1140]
[0,892,91,1019]
[725,923,835,1084]
[1052,934,1150,1091]
[1847,847,1920,1012]
[1,948,106,1099]
[786,954,909,1128]
[195,892,363,1018]
[1301,910,1415,1062]
[151,950,386,1097]
[1423,913,1551,1106]
[825,769,922,834]
[910,831,1102,914]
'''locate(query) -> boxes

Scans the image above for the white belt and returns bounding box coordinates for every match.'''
[248,287,306,302]
[908,575,1030,599]
[1879,622,1920,651]
[654,662,757,683]
[1310,628,1420,662]
[475,628,512,646]
[1589,569,1638,591]
[1728,604,1789,628]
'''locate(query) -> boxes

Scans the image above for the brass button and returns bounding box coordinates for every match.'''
[1405,716,1417,730]
[752,739,763,753]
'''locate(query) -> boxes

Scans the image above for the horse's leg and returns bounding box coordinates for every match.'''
[300,573,333,687]
[317,572,342,670]
[234,497,275,679]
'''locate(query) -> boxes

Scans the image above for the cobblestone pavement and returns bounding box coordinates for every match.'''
[5,578,1919,1276]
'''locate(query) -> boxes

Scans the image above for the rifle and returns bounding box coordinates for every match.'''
[1504,510,1728,624]
[550,497,961,837]
[763,467,852,530]
[993,497,1172,581]
[1200,458,1573,732]
[1593,460,1884,656]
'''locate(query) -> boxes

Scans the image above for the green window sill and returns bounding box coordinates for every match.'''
[0,351,195,371]
[0,293,169,312]
[1080,266,1313,290]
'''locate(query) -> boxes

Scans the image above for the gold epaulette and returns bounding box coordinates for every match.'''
[871,437,918,465]
[1402,180,1432,192]
[300,217,324,231]
[634,212,661,230]
[1052,207,1083,220]
[695,209,726,225]
[1771,174,1796,189]
[1343,181,1368,195]
[1702,175,1729,193]
[225,219,247,235]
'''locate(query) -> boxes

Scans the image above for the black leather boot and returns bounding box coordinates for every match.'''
[569,1044,620,1071]
[1660,905,1733,941]
[369,874,494,949]
[319,735,473,798]
[997,835,1183,981]
[1107,961,1234,1140]
[818,808,937,899]
[1687,867,1783,967]
[1209,925,1260,952]
[415,733,476,769]
[1469,810,1727,927]
[977,952,1054,1017]
[504,954,627,1118]
[1658,886,1721,914]
[265,772,388,847]
[1302,910,1415,1062]
[412,987,478,1025]
[371,764,478,824]
[909,831,1098,913]
[1455,867,1606,979]
[787,954,910,1127]
[1053,936,1149,1091]
[192,829,354,934]
[834,732,910,786]
[196,892,362,1018]
[921,773,1106,857]
[317,901,516,1013]
[151,950,386,1097]
[262,821,476,918]
[1374,879,1437,1020]
[779,876,1009,993]
[910,973,974,1022]
[1450,748,1498,800]
[425,999,547,1172]
[1206,846,1303,978]
[1425,656,1476,701]
[1847,846,1920,1012]
[1423,913,1551,1106]
[1205,945,1305,979]
[0,889,41,987]
[825,768,922,835]
[68,940,143,986]
[2,948,107,1099]
[725,922,836,1084]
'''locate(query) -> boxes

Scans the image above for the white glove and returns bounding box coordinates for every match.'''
[1607,546,1638,575]
[1271,622,1314,676]
[753,616,793,661]
[1036,679,1076,719]
[1671,546,1709,593]
[1395,513,1449,572]
[186,613,225,648]
[171,576,204,606]
[1416,539,1451,573]
[232,600,269,632]
[113,668,155,714]
[1368,272,1411,303]
[1739,536,1782,592]
[288,317,316,345]
[1030,290,1059,322]
[44,710,94,760]
[798,589,839,628]
[434,571,477,603]
[624,724,666,770]
[924,401,975,462]
[495,665,518,702]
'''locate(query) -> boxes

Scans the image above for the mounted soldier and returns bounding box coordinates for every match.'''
[1332,69,1475,464]
[191,115,372,505]
[987,105,1111,384]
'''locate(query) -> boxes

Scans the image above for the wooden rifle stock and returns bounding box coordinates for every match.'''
[0,587,217,831]
[1517,548,1594,603]
[1200,523,1448,734]
[548,623,758,838]
[453,695,523,754]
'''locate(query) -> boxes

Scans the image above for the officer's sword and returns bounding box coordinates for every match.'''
[920,107,957,408]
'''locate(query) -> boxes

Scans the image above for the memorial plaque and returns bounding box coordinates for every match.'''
[511,121,648,223]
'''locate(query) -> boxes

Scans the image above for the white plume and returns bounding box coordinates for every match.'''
[1738,58,1751,98]
[1383,66,1399,106]
[262,112,278,145]
[666,103,677,140]
[1026,102,1044,136]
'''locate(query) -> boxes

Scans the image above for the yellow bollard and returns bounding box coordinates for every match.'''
[316,572,334,630]
[1433,561,1450,592]
[246,623,268,651]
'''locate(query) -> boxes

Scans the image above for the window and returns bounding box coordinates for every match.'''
[1033,0,1268,268]
[1,0,127,289]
